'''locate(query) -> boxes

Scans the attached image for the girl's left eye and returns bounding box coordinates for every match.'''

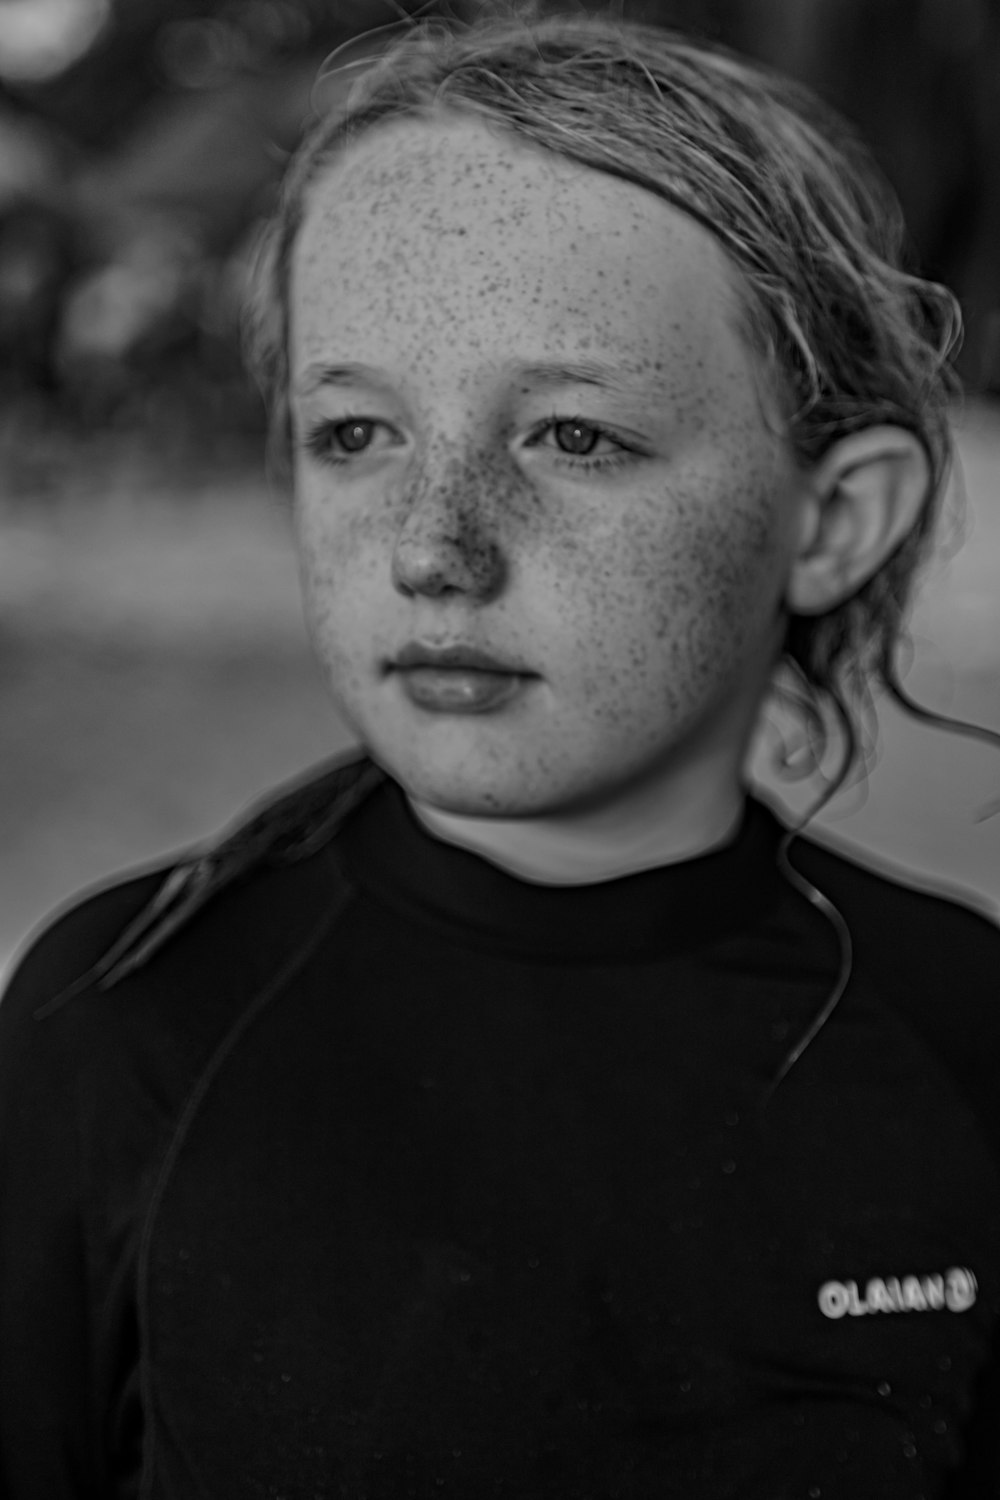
[527,418,634,470]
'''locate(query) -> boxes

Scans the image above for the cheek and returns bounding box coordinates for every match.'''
[292,490,380,679]
[294,474,382,593]
[659,498,785,628]
[550,475,789,688]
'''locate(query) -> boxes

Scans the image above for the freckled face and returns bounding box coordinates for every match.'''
[290,114,802,817]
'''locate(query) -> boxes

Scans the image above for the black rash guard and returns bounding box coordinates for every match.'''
[1,753,998,1500]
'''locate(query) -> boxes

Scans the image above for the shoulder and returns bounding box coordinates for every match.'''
[1,751,385,1098]
[788,823,999,992]
[2,749,383,1029]
[783,816,1000,1143]
[0,763,374,1340]
[0,840,356,1217]
[1,865,171,1036]
[0,866,176,1111]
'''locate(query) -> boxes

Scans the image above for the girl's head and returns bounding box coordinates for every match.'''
[246,11,960,818]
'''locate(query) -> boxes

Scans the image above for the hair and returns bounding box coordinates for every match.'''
[244,5,965,799]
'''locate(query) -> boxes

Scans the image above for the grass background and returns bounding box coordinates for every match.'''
[1,406,998,980]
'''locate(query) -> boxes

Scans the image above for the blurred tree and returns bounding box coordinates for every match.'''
[0,0,112,87]
[0,0,458,473]
[6,0,386,149]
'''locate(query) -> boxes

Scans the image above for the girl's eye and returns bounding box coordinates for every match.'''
[528,417,634,472]
[553,420,602,456]
[335,419,377,453]
[302,417,395,464]
[301,413,636,472]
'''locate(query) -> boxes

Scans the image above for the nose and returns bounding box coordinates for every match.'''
[390,453,508,602]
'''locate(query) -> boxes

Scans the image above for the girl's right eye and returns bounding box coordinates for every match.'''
[302,418,395,464]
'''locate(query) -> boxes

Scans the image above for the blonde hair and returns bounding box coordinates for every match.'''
[245,9,963,782]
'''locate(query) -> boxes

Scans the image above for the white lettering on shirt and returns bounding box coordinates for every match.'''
[818,1267,977,1319]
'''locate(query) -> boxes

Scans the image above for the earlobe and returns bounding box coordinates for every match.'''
[786,426,931,616]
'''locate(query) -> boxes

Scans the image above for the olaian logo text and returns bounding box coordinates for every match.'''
[818,1267,978,1319]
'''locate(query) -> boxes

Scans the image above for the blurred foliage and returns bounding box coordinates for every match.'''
[1,0,1000,495]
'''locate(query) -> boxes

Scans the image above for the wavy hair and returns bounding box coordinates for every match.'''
[244,7,965,795]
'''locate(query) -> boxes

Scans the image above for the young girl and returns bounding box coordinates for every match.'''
[2,11,997,1498]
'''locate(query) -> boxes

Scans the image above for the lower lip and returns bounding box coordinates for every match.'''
[396,667,529,713]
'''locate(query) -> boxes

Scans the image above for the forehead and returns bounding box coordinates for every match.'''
[291,112,752,396]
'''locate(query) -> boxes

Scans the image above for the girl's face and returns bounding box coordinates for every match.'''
[290,113,805,817]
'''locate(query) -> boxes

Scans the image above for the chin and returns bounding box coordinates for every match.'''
[367,744,548,819]
[395,770,535,820]
[376,738,629,822]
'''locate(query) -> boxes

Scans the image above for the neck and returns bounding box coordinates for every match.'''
[407,766,745,887]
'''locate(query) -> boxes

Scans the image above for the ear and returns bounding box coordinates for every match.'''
[786,427,930,616]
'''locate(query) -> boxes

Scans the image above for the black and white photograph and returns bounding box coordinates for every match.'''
[1,1,999,1495]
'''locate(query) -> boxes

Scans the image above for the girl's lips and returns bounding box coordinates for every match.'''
[396,665,529,713]
[393,642,530,674]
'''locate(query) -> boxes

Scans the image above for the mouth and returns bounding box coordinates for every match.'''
[388,642,536,713]
[391,642,530,674]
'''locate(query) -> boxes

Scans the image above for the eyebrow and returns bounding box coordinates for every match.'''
[295,363,398,397]
[511,360,635,389]
[295,358,636,397]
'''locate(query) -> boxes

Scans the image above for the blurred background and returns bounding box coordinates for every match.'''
[1,0,998,978]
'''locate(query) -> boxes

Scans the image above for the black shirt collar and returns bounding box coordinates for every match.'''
[338,778,789,962]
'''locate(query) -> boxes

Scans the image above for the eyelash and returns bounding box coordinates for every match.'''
[301,418,386,467]
[301,415,637,474]
[527,415,635,473]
